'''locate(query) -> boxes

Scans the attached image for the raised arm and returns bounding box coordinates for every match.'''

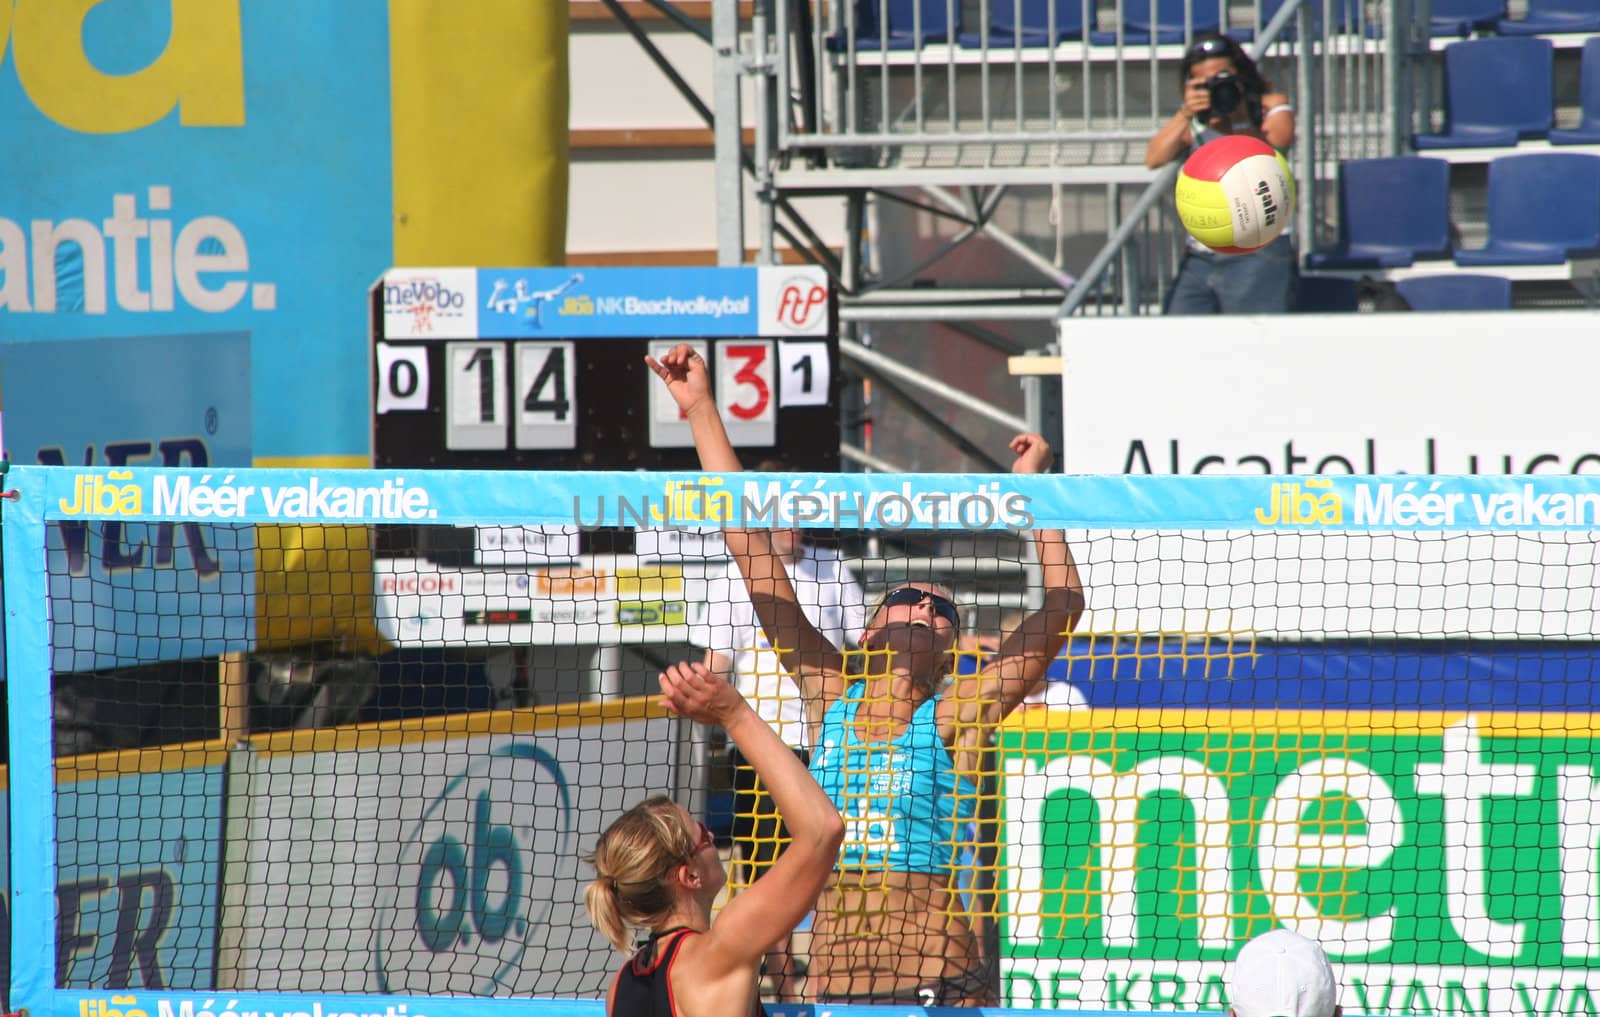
[645,346,849,717]
[657,662,844,972]
[948,434,1086,725]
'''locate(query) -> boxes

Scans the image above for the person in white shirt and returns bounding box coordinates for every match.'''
[1229,928,1342,1017]
[690,508,866,1001]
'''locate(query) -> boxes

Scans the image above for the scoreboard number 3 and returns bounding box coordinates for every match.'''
[716,340,776,446]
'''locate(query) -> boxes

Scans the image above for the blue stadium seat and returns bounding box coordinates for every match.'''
[1496,0,1600,36]
[1455,152,1600,266]
[1393,274,1513,311]
[1252,0,1359,39]
[1551,38,1600,146]
[827,0,958,51]
[1304,157,1452,269]
[1414,37,1553,149]
[1296,276,1359,313]
[1089,0,1220,45]
[1427,0,1507,37]
[958,0,1087,46]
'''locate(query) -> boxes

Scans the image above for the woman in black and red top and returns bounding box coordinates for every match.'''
[585,662,844,1017]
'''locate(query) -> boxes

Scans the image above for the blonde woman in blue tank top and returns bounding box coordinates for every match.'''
[647,344,1087,1005]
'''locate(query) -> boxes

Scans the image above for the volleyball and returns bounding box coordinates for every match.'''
[1174,134,1296,254]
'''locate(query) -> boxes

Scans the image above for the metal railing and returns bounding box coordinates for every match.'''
[773,0,1405,177]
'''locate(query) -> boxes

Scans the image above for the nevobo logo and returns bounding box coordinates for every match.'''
[373,743,573,994]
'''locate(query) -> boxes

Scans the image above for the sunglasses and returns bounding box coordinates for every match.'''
[685,820,714,860]
[882,586,960,626]
[1185,36,1233,61]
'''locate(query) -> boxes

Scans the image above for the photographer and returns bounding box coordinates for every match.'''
[1147,34,1297,315]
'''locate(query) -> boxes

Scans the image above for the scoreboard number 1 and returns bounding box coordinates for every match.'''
[648,339,708,448]
[446,341,508,450]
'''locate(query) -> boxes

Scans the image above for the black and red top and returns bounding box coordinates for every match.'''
[610,928,768,1017]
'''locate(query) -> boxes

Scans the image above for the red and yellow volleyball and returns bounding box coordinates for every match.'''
[1175,134,1296,254]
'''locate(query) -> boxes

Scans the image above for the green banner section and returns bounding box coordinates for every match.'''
[995,710,1600,1012]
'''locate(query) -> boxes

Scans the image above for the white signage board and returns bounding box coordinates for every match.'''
[1055,313,1600,639]
[1058,312,1600,476]
[232,708,680,997]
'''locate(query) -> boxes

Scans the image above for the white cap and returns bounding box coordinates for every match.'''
[1230,929,1340,1017]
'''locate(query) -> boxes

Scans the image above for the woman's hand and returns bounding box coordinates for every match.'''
[644,343,714,417]
[1181,77,1213,121]
[1009,432,1055,475]
[658,660,745,728]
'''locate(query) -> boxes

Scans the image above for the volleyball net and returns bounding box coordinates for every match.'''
[6,465,1600,1017]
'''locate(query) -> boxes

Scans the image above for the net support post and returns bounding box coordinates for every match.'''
[713,0,745,266]
[214,741,260,991]
[1019,354,1064,466]
[219,650,249,747]
[1,468,56,1013]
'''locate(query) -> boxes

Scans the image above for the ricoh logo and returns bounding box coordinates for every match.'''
[373,743,573,995]
[380,575,459,595]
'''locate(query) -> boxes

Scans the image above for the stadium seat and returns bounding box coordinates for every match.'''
[1454,152,1600,266]
[1496,0,1600,36]
[1295,276,1359,313]
[1550,38,1600,146]
[1304,157,1452,269]
[1413,37,1553,150]
[958,0,1086,47]
[827,0,958,51]
[1426,0,1507,37]
[1088,0,1220,45]
[1251,0,1357,40]
[1393,274,1513,311]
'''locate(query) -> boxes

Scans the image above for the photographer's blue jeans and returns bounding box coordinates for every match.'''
[1163,233,1298,314]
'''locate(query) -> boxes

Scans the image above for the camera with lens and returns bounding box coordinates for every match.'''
[1203,71,1245,118]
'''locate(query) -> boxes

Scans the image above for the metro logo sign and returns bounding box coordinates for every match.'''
[996,709,1600,1012]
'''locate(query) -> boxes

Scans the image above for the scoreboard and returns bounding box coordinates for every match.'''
[368,265,840,649]
[371,265,839,472]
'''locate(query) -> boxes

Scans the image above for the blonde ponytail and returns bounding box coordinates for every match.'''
[583,796,698,955]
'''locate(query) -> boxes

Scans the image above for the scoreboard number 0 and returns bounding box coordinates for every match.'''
[376,343,430,414]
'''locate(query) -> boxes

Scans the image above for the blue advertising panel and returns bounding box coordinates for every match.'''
[477,268,760,338]
[0,333,254,671]
[0,762,224,996]
[0,0,392,462]
[383,266,833,339]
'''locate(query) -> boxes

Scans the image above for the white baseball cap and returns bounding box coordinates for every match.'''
[1230,929,1341,1017]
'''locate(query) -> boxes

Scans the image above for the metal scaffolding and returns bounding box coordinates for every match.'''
[599,0,1414,471]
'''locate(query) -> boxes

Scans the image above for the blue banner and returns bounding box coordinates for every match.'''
[0,1,392,462]
[0,334,254,671]
[476,267,757,338]
[12,467,1600,532]
[0,762,223,996]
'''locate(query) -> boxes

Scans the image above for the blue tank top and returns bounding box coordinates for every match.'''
[809,682,978,874]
